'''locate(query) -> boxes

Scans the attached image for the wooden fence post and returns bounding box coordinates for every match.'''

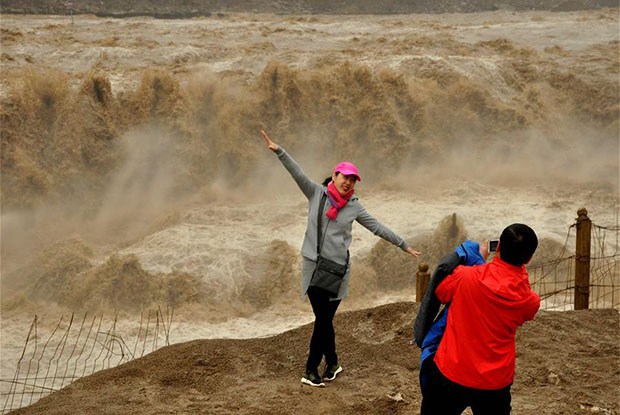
[575,208,591,310]
[416,262,430,303]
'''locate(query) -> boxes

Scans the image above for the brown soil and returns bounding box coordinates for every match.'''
[10,302,620,415]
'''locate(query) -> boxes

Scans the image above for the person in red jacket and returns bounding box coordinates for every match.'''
[421,223,539,415]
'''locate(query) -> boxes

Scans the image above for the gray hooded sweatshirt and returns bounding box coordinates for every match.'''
[275,147,410,300]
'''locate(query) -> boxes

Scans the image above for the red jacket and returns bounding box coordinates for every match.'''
[434,256,540,390]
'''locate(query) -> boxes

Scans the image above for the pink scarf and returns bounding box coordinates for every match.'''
[326,181,353,220]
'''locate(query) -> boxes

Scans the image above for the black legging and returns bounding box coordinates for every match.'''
[306,287,341,373]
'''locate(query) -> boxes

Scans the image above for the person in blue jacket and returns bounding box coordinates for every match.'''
[413,240,488,390]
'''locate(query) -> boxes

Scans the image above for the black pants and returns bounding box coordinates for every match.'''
[421,358,512,415]
[306,287,341,373]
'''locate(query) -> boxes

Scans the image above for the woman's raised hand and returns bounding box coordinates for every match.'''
[405,247,422,257]
[260,130,279,152]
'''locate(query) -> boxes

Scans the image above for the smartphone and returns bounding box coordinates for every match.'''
[488,239,499,253]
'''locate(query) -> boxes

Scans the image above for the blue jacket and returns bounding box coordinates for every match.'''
[414,241,485,386]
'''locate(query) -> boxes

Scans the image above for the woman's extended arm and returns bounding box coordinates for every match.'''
[260,130,319,200]
[356,206,421,257]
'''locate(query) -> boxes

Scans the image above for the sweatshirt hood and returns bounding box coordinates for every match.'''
[480,257,535,304]
[455,240,485,266]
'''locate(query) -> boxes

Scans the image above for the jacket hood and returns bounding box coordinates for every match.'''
[480,257,535,305]
[456,240,485,266]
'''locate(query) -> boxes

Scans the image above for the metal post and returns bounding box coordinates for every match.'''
[416,262,430,303]
[574,208,591,310]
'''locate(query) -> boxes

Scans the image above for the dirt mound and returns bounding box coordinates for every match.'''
[10,302,619,415]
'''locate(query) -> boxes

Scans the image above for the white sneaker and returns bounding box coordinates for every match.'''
[301,372,325,387]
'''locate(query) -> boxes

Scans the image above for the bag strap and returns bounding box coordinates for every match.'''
[316,190,328,256]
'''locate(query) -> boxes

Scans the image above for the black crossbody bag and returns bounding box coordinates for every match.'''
[308,191,349,297]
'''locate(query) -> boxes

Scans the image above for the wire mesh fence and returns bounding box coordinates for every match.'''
[1,307,173,414]
[529,218,619,311]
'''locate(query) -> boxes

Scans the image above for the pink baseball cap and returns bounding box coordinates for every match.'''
[333,161,361,182]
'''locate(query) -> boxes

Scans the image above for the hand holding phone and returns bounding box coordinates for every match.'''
[488,239,499,253]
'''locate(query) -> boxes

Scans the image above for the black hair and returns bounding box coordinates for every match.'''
[322,176,332,186]
[499,223,538,266]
